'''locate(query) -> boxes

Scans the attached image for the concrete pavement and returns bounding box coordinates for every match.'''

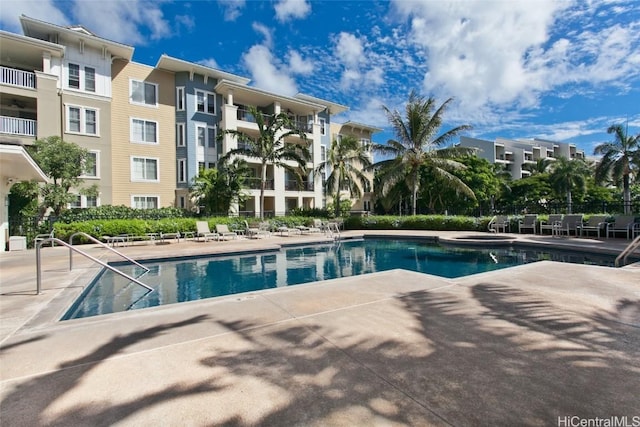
[1,231,638,426]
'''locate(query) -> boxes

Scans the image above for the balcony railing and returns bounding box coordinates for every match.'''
[237,108,273,124]
[246,178,274,190]
[285,180,314,191]
[1,66,36,89]
[1,116,36,136]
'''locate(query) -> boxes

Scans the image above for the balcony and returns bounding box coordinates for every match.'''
[1,116,36,137]
[285,180,314,191]
[1,66,36,89]
[245,178,274,190]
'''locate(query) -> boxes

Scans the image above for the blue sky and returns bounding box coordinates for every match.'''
[2,0,639,156]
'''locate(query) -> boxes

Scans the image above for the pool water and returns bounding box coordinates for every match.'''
[62,239,618,320]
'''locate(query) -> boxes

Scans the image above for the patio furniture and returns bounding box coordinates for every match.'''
[518,214,538,234]
[577,215,608,238]
[196,221,218,242]
[539,214,563,235]
[215,224,238,240]
[606,215,638,239]
[553,214,583,237]
[244,221,270,239]
[488,215,510,233]
[34,230,55,247]
[102,235,128,247]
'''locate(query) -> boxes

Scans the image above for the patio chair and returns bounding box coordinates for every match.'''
[577,215,608,238]
[244,221,270,239]
[308,219,323,233]
[488,215,510,233]
[539,214,563,235]
[34,230,55,247]
[196,221,218,242]
[554,214,583,237]
[606,215,638,239]
[518,214,538,234]
[215,224,238,240]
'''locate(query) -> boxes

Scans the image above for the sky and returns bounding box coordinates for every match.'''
[1,0,639,156]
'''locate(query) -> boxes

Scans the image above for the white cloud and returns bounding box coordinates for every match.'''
[252,22,273,48]
[340,69,361,90]
[344,97,388,130]
[274,0,311,23]
[197,58,219,69]
[218,0,246,21]
[335,32,364,68]
[242,44,297,96]
[72,0,171,44]
[364,67,384,86]
[288,50,313,75]
[0,0,68,32]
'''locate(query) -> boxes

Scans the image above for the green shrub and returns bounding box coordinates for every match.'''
[57,205,186,223]
[343,215,488,232]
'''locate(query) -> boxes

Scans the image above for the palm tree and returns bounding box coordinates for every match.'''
[594,124,640,214]
[219,106,309,219]
[371,90,474,215]
[315,135,372,217]
[522,158,553,175]
[190,158,250,215]
[549,156,591,214]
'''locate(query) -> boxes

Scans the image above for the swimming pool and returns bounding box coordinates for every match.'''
[62,238,619,320]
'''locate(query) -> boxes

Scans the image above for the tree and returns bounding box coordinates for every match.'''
[594,124,640,214]
[190,158,250,216]
[315,135,372,217]
[522,158,553,176]
[29,136,94,216]
[372,90,474,215]
[549,157,591,213]
[219,106,309,219]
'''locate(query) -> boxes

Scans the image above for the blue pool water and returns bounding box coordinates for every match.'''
[63,239,618,320]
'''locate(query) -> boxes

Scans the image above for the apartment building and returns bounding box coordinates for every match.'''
[458,136,585,180]
[328,121,381,212]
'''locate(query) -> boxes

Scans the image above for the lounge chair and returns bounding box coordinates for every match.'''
[554,214,583,237]
[539,214,563,235]
[215,224,238,240]
[34,230,55,247]
[244,221,270,239]
[488,215,509,233]
[518,214,538,234]
[196,221,218,242]
[308,219,323,233]
[606,215,638,239]
[577,215,608,238]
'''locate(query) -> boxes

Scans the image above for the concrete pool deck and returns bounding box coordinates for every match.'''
[0,230,638,426]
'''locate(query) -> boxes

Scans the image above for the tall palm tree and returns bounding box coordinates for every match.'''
[315,135,372,217]
[549,156,591,214]
[219,106,309,219]
[522,158,553,175]
[190,158,250,216]
[371,90,474,215]
[594,124,640,214]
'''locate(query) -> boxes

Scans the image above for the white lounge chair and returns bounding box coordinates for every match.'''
[196,221,218,242]
[244,221,270,239]
[215,224,238,240]
[518,214,538,234]
[488,215,509,233]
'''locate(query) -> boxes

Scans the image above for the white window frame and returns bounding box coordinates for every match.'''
[66,104,99,136]
[176,86,185,111]
[68,193,100,209]
[320,145,326,162]
[84,66,96,92]
[177,158,187,183]
[130,117,158,144]
[131,156,159,182]
[81,150,100,179]
[208,125,216,148]
[319,118,326,136]
[131,195,159,209]
[130,79,158,107]
[195,90,215,115]
[68,63,80,89]
[176,123,185,147]
[196,123,216,147]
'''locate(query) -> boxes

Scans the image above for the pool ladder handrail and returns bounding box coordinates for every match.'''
[68,232,149,275]
[615,234,640,267]
[35,237,154,295]
[324,221,341,241]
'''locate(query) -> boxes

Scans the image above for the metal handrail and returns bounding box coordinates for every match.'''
[615,234,640,267]
[68,232,149,274]
[36,238,154,295]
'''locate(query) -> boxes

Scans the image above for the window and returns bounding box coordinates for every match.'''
[81,151,99,178]
[86,196,98,207]
[319,118,326,135]
[68,63,80,89]
[208,127,216,148]
[176,87,185,111]
[198,162,205,172]
[66,105,99,135]
[179,196,185,209]
[364,200,371,211]
[177,159,186,183]
[176,123,185,147]
[131,118,158,144]
[197,126,205,146]
[195,90,215,114]
[69,194,99,209]
[132,195,159,209]
[85,67,95,92]
[69,194,81,208]
[320,145,326,162]
[131,157,159,182]
[130,80,157,106]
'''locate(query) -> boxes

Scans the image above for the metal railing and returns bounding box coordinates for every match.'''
[1,66,36,89]
[68,232,150,274]
[1,116,37,136]
[35,237,153,295]
[615,234,640,267]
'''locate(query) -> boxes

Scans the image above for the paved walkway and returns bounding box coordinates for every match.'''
[0,231,638,426]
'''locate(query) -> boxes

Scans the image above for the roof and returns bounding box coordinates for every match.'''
[156,55,251,85]
[294,94,349,115]
[0,144,48,183]
[215,80,329,113]
[336,121,383,134]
